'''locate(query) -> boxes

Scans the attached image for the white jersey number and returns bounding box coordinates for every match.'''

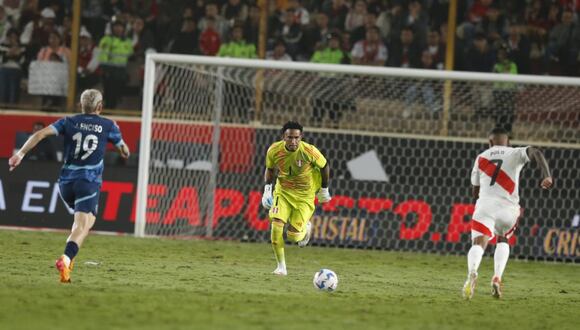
[72,132,98,160]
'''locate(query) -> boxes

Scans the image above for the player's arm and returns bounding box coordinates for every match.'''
[320,163,330,188]
[526,147,553,189]
[470,156,480,200]
[472,186,480,199]
[262,145,277,210]
[108,121,130,159]
[262,167,275,209]
[8,126,56,171]
[116,143,130,159]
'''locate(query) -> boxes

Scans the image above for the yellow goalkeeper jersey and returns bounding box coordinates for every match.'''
[265,140,327,201]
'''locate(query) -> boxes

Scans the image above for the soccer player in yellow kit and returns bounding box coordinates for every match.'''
[262,121,332,275]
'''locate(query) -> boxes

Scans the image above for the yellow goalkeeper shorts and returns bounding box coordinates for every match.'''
[269,191,315,233]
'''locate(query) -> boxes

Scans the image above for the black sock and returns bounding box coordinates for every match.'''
[64,241,79,260]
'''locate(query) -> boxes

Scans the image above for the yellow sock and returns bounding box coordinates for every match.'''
[287,228,306,243]
[271,222,286,268]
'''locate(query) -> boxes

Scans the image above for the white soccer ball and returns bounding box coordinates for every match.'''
[313,269,338,292]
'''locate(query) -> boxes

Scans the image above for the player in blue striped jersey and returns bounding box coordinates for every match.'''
[8,89,130,283]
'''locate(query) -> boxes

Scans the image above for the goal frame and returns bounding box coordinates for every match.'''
[135,53,580,237]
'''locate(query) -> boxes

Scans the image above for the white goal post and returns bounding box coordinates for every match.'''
[135,54,579,262]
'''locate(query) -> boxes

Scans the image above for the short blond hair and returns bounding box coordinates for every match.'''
[80,89,103,113]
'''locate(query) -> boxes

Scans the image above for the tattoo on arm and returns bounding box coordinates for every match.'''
[264,168,275,185]
[320,164,330,188]
[527,147,552,179]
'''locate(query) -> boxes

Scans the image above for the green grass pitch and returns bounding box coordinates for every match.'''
[1,230,578,330]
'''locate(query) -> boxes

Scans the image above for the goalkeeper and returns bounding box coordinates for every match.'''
[262,121,332,276]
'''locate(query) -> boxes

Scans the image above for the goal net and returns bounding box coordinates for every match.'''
[137,55,580,262]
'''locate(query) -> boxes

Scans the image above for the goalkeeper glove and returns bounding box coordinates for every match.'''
[316,187,332,203]
[262,184,273,209]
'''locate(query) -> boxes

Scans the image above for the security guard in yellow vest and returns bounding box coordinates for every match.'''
[98,21,133,108]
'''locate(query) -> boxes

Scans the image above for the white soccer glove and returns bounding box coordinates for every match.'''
[316,187,332,203]
[262,184,273,209]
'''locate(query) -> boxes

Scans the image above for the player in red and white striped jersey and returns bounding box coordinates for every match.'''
[463,127,553,299]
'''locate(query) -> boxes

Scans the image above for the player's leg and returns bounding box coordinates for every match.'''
[491,206,520,298]
[269,195,290,275]
[491,236,509,298]
[286,200,315,247]
[463,207,494,299]
[56,181,100,283]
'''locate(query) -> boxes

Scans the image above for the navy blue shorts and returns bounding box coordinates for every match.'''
[58,180,101,215]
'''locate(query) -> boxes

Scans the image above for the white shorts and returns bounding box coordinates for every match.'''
[471,198,521,240]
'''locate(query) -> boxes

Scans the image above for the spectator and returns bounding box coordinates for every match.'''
[103,0,125,23]
[388,26,421,68]
[20,7,57,57]
[478,4,507,47]
[324,0,349,31]
[77,27,99,91]
[243,5,260,46]
[351,12,379,44]
[377,4,403,42]
[218,25,256,58]
[287,0,310,26]
[400,0,428,46]
[199,2,229,41]
[82,0,106,41]
[405,50,441,117]
[505,21,530,74]
[131,0,159,27]
[352,26,388,66]
[464,32,495,72]
[218,25,256,122]
[37,31,70,108]
[0,6,13,44]
[266,39,292,61]
[547,9,577,75]
[492,46,518,132]
[311,33,351,128]
[1,0,24,27]
[467,0,493,24]
[222,0,249,23]
[170,18,199,55]
[311,32,347,65]
[426,29,445,70]
[0,28,25,104]
[457,0,493,46]
[104,9,133,37]
[25,122,57,161]
[275,9,303,59]
[304,12,331,57]
[345,0,367,32]
[340,29,352,54]
[58,16,72,47]
[98,20,133,108]
[199,17,221,56]
[37,31,70,62]
[366,0,383,15]
[131,16,156,63]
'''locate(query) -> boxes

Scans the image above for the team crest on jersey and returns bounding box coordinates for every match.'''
[296,159,303,167]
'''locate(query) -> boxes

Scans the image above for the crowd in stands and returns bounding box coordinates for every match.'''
[1,0,580,110]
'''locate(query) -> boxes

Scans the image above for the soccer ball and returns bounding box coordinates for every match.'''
[313,269,338,291]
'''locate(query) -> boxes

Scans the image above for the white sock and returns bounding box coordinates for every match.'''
[467,245,484,275]
[277,260,286,271]
[62,255,71,268]
[494,242,510,280]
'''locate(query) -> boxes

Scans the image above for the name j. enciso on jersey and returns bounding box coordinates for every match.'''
[75,123,103,133]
